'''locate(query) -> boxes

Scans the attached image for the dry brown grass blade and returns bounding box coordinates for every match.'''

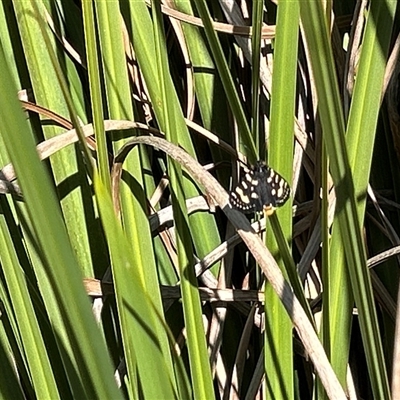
[145,0,275,39]
[1,113,240,184]
[111,135,347,400]
[83,278,264,302]
[0,120,159,182]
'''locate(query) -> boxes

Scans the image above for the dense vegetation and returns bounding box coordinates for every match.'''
[0,0,399,399]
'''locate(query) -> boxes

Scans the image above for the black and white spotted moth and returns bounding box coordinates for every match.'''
[229,161,290,215]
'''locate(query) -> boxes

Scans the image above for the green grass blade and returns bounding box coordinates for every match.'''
[125,0,222,268]
[94,174,178,399]
[265,1,299,397]
[81,0,110,190]
[300,1,392,397]
[0,336,25,400]
[251,0,263,154]
[0,40,121,400]
[175,1,232,187]
[152,2,214,398]
[13,0,94,275]
[0,214,59,399]
[95,1,177,397]
[192,0,255,159]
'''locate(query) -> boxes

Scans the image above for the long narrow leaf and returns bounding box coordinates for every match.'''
[300,2,392,397]
[152,2,214,398]
[265,1,300,397]
[0,37,121,400]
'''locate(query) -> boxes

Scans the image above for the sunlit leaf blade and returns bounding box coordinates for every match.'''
[265,1,299,397]
[192,0,255,160]
[94,174,178,399]
[95,1,177,397]
[0,213,59,399]
[126,0,222,274]
[0,39,121,399]
[300,1,393,398]
[13,0,94,276]
[152,2,214,398]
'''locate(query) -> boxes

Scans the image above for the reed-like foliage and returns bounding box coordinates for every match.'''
[0,1,398,399]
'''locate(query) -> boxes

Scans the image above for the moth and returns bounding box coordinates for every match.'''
[229,161,290,215]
